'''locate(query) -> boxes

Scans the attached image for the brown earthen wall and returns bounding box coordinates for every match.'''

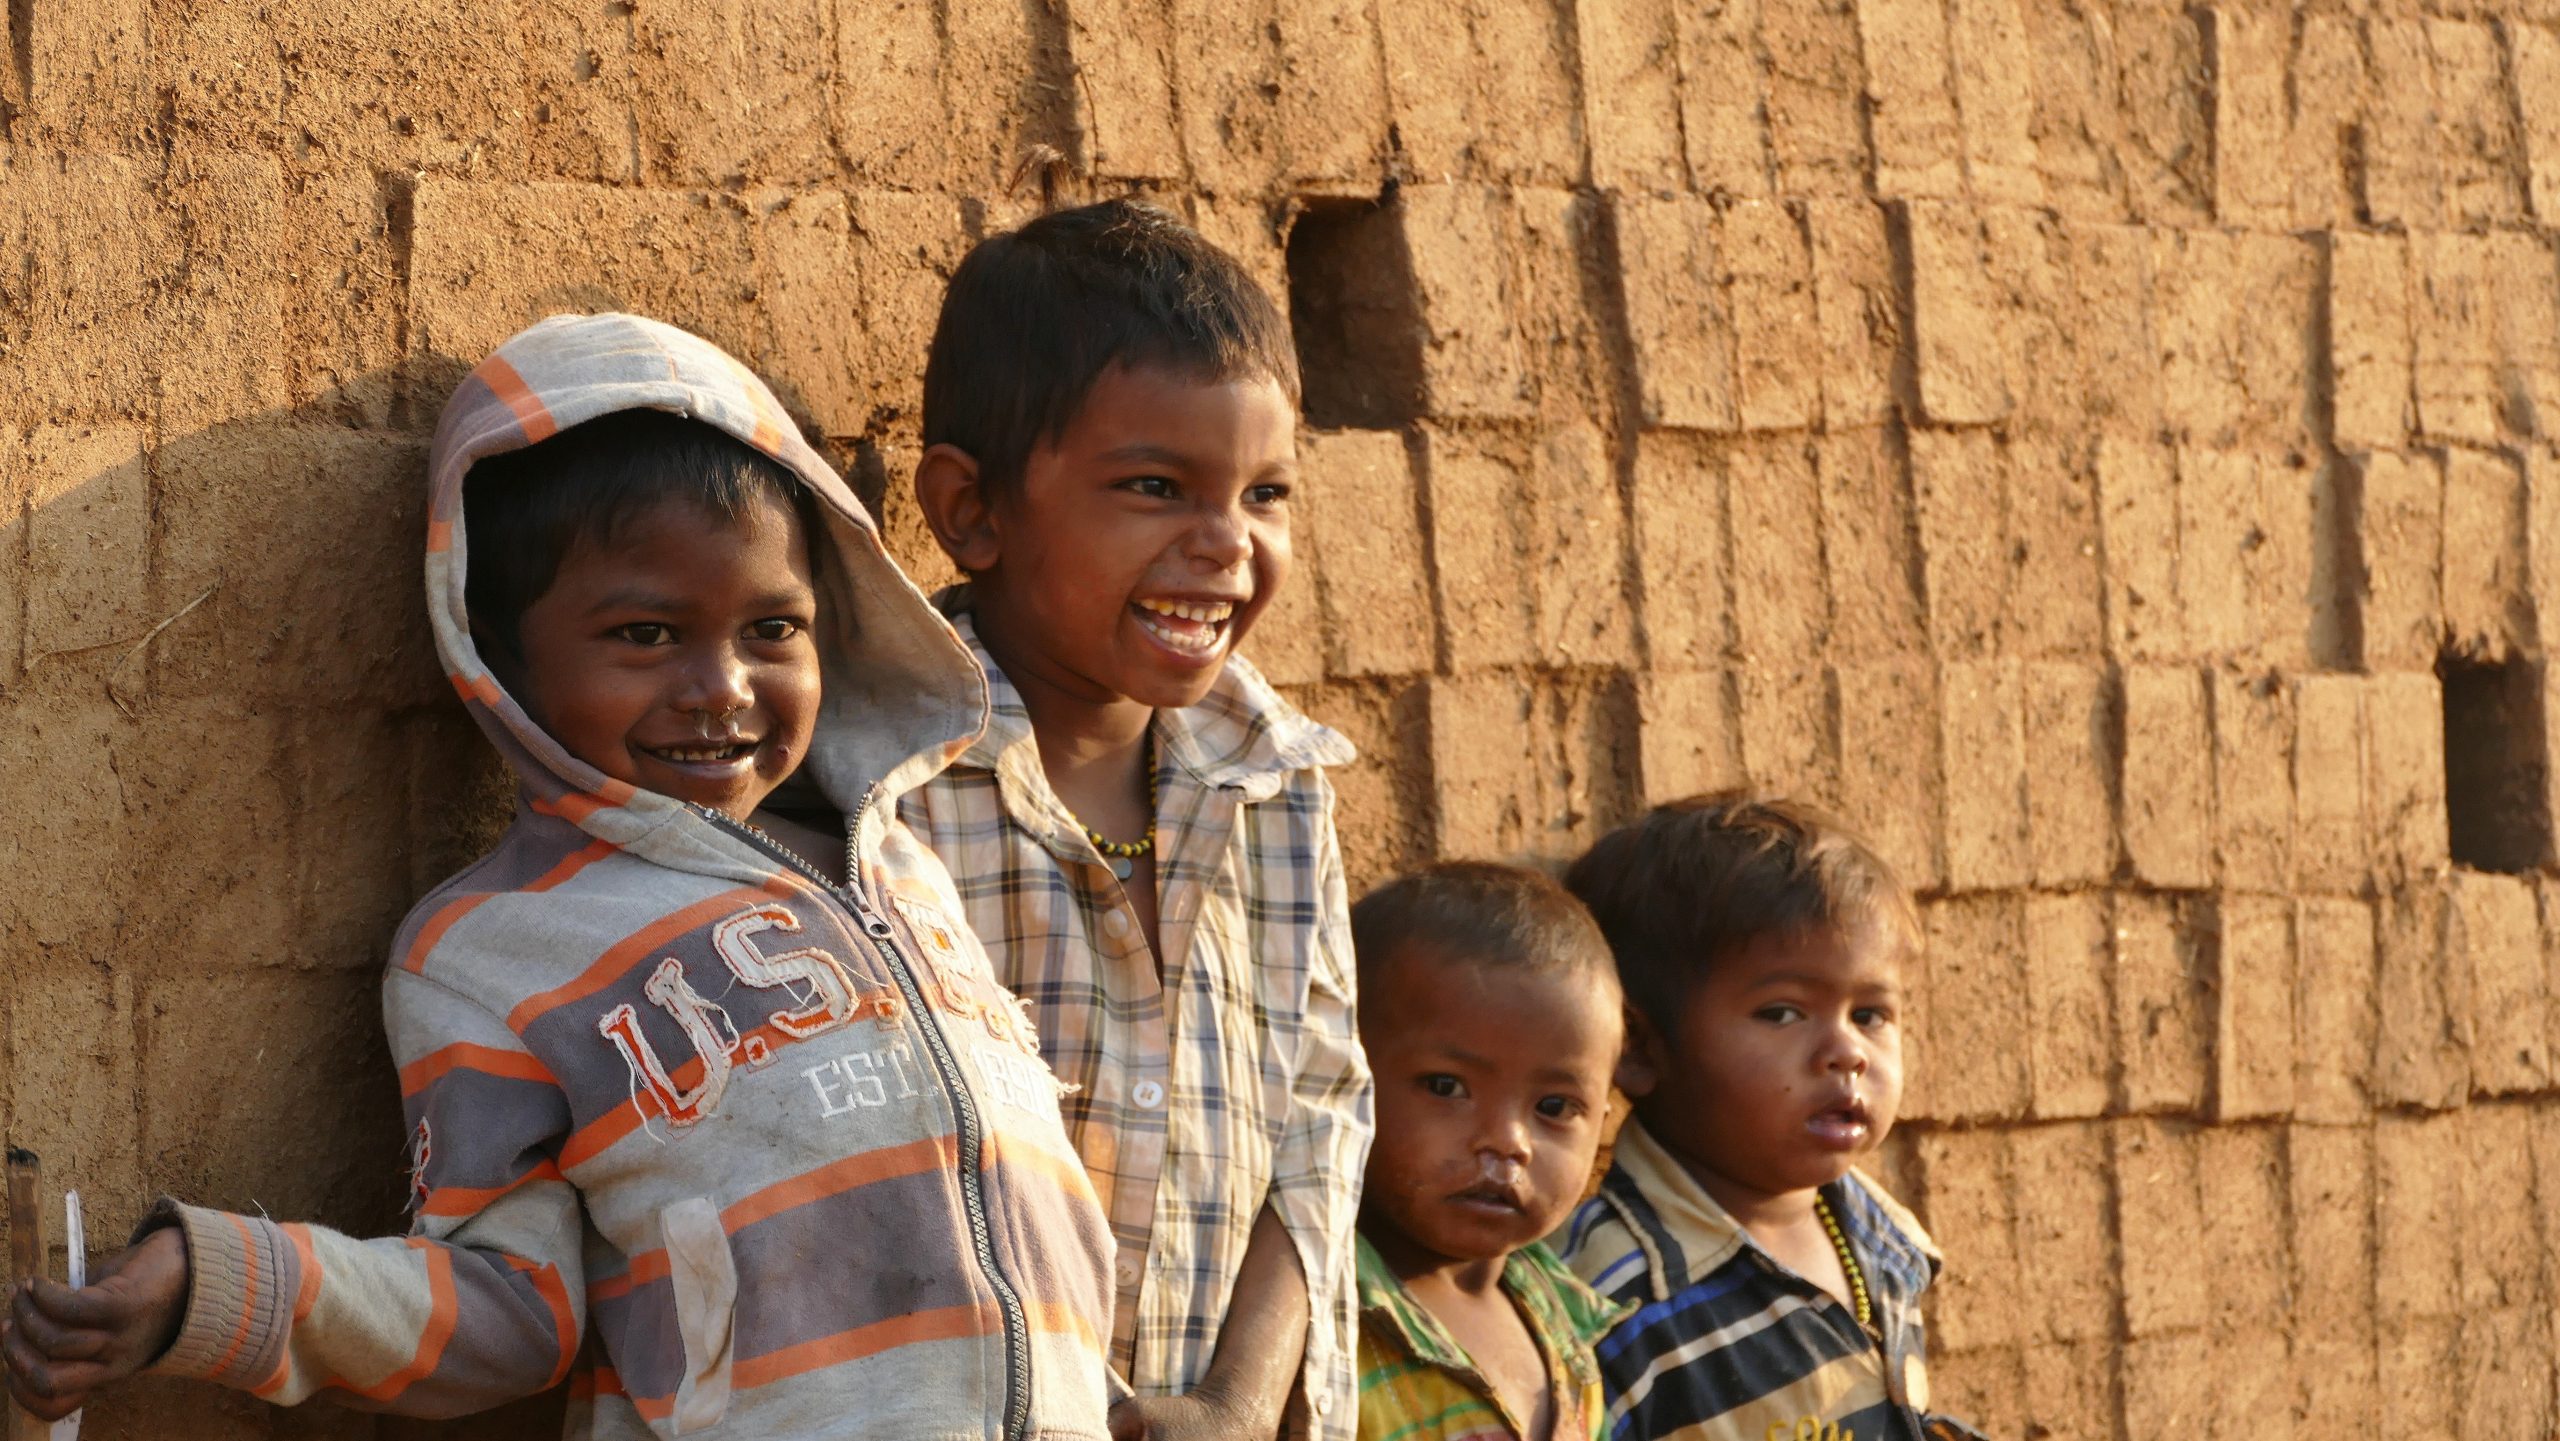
[3,0,2558,1435]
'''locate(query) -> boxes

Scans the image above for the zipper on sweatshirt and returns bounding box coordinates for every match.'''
[698,800,1035,1441]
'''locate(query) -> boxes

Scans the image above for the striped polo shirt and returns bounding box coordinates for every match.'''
[1552,1122,1976,1441]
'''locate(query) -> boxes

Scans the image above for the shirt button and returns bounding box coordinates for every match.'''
[1102,910,1131,939]
[1116,1256,1141,1286]
[1312,1391,1332,1416]
[1130,1080,1165,1110]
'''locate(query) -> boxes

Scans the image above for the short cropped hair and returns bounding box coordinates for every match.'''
[1350,862,1620,1015]
[921,198,1300,497]
[462,409,816,662]
[1563,792,1919,1036]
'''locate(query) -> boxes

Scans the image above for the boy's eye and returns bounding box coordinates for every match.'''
[1421,1074,1464,1099]
[1120,475,1178,499]
[616,622,675,646]
[1246,481,1292,506]
[1854,1005,1897,1030]
[1535,1095,1582,1121]
[747,618,803,643]
[1755,1004,1805,1025]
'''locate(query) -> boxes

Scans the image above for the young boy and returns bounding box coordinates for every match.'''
[1348,864,1627,1441]
[1551,793,1981,1441]
[897,199,1372,1437]
[2,313,1117,1439]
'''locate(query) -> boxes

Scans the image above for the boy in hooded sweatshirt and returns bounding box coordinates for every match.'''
[0,314,1118,1441]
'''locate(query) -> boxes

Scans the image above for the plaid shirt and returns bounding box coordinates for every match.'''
[900,598,1374,1438]
[1355,1236,1625,1441]
[1553,1122,1980,1441]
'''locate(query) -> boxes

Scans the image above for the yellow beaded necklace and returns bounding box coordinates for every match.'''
[1814,1193,1873,1330]
[1076,735,1159,881]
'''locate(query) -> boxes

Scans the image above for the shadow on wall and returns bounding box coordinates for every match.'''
[0,370,577,1440]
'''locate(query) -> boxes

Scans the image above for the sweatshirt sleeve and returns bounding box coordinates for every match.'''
[1265,785,1374,1441]
[147,969,585,1417]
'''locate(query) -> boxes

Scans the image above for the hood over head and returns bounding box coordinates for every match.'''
[424,312,985,852]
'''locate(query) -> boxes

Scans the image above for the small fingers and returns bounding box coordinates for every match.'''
[7,1297,109,1366]
[2,1323,104,1420]
[24,1276,130,1333]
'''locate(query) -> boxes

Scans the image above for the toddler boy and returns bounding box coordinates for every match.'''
[1348,864,1626,1441]
[1552,793,1979,1441]
[899,199,1371,1437]
[3,314,1116,1439]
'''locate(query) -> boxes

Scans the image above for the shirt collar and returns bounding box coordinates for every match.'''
[1354,1235,1624,1384]
[939,586,1355,800]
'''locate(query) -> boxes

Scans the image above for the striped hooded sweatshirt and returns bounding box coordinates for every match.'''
[141,314,1118,1440]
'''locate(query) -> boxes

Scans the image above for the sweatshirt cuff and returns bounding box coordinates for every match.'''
[137,1199,298,1389]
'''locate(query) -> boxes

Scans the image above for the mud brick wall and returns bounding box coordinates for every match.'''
[4,1,2560,1436]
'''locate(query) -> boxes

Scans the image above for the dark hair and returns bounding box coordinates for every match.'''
[461,409,818,662]
[921,198,1299,497]
[1563,791,1919,1036]
[1350,862,1620,1020]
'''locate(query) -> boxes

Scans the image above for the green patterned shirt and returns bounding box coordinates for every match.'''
[1356,1235,1629,1441]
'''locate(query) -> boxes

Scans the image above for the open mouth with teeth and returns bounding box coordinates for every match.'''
[641,741,757,768]
[1131,596,1238,659]
[1807,1096,1873,1150]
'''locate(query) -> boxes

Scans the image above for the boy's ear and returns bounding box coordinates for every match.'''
[1615,1005,1662,1098]
[912,443,1001,573]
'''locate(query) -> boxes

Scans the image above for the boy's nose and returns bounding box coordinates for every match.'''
[1182,504,1253,570]
[681,651,756,714]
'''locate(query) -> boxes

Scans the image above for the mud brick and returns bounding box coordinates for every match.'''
[1376,0,1581,184]
[1629,431,1729,672]
[2533,449,2560,652]
[1576,0,1687,191]
[151,426,439,709]
[1911,428,2008,659]
[1903,201,2012,424]
[1613,194,1740,432]
[1979,208,2067,433]
[2462,1105,2543,1312]
[1274,0,1392,184]
[1168,0,1287,194]
[2376,1110,2466,1327]
[1853,0,1963,199]
[1726,436,1827,666]
[1503,188,1618,427]
[1760,0,1867,198]
[2054,221,2163,439]
[2119,665,2212,888]
[2362,19,2446,227]
[1919,895,2032,1121]
[0,694,125,950]
[2354,453,2446,672]
[1927,1347,2025,1440]
[2110,6,2212,224]
[1057,0,1185,181]
[2363,670,2450,878]
[822,0,951,188]
[409,179,760,368]
[2375,882,2469,1110]
[0,489,18,676]
[2023,894,2111,1113]
[294,711,428,971]
[2292,674,2369,891]
[1721,200,1819,433]
[2246,454,2319,669]
[1416,426,1536,672]
[0,156,169,423]
[1737,664,1835,805]
[1911,1130,2021,1353]
[2209,669,2295,891]
[1527,423,1634,667]
[517,0,643,183]
[1675,0,1773,198]
[2295,898,2378,1124]
[2520,25,2560,225]
[2487,234,2560,442]
[1804,199,1899,426]
[1403,185,1532,421]
[2329,233,2416,452]
[2198,1124,2287,1330]
[844,190,974,424]
[2437,445,2539,665]
[2020,1340,2116,1440]
[2014,6,2119,219]
[2201,6,2287,226]
[2006,440,2105,660]
[1635,670,1739,806]
[115,704,298,967]
[2288,16,2366,228]
[22,425,148,660]
[1945,0,2039,204]
[1834,659,1945,892]
[2534,1105,2560,1322]
[2430,18,2526,228]
[1937,659,2028,892]
[270,0,525,174]
[749,191,871,437]
[2288,1124,2377,1344]
[2096,436,2185,660]
[1298,430,1434,679]
[1245,531,1325,690]
[19,0,152,149]
[2378,1317,2462,1441]
[1816,429,1924,660]
[2211,895,2297,1122]
[1427,673,1537,859]
[275,172,413,431]
[2009,1123,2113,1342]
[154,4,287,151]
[2205,1332,2295,1441]
[2411,233,2502,447]
[2151,228,2246,447]
[2459,1306,2555,1441]
[2545,879,2560,1112]
[2021,664,2115,888]
[155,153,295,435]
[2111,1118,2207,1335]
[2450,873,2549,1097]
[2113,893,2210,1114]
[7,962,144,1238]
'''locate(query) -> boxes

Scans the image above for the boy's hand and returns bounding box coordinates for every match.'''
[1107,1388,1268,1441]
[3,1225,190,1421]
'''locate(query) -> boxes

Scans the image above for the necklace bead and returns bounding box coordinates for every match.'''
[1815,1193,1873,1330]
